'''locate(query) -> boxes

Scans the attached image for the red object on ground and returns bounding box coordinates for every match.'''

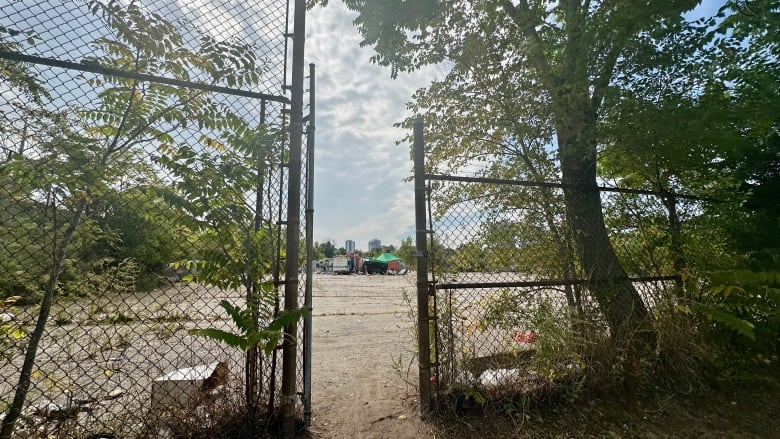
[513,331,538,344]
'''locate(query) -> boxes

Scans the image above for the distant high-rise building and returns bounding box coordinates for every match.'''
[368,239,381,252]
[345,240,355,253]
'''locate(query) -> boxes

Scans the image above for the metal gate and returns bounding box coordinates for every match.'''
[412,116,696,414]
[0,1,313,437]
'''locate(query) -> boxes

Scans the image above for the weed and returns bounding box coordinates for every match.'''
[390,352,418,391]
[99,329,132,352]
[151,322,185,340]
[93,311,135,325]
[54,313,73,326]
[148,309,189,323]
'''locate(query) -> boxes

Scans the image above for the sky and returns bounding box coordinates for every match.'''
[305,3,444,252]
[302,0,725,252]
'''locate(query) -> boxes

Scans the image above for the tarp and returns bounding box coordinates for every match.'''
[373,253,401,263]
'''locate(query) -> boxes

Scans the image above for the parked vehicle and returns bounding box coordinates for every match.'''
[331,256,351,274]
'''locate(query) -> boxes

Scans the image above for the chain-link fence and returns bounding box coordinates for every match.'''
[1,1,312,437]
[411,117,710,409]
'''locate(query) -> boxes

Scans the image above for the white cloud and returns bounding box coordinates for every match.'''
[305,2,443,251]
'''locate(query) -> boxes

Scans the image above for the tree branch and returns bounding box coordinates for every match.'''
[503,0,555,88]
[590,43,621,111]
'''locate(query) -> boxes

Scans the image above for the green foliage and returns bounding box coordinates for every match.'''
[525,302,587,384]
[451,382,487,406]
[690,269,780,356]
[600,0,780,261]
[397,236,416,270]
[1,0,269,302]
[90,184,196,290]
[160,123,282,293]
[0,26,48,104]
[62,257,139,298]
[190,298,308,354]
[315,241,336,258]
[428,237,455,274]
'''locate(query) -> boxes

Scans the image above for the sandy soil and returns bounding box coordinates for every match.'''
[306,273,432,439]
[0,273,433,438]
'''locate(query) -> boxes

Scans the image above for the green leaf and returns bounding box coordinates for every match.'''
[694,304,756,340]
[189,328,250,350]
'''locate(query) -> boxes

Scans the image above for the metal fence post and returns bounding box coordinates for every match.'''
[413,115,433,417]
[281,0,306,436]
[664,193,686,293]
[303,62,316,428]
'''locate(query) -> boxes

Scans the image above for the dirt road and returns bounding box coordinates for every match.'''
[307,273,431,438]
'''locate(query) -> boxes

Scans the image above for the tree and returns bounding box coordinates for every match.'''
[333,0,720,345]
[598,0,780,262]
[90,181,196,290]
[315,240,336,258]
[397,235,416,269]
[705,0,780,260]
[598,0,780,354]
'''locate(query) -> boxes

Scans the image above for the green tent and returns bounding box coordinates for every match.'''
[373,252,401,263]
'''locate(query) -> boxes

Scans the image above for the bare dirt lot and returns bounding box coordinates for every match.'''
[1,273,428,438]
[5,272,780,438]
[306,273,431,438]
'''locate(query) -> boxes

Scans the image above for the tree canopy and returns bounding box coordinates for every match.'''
[334,0,779,346]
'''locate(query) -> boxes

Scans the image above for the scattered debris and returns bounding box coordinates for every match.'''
[104,388,125,401]
[151,361,227,409]
[26,399,93,422]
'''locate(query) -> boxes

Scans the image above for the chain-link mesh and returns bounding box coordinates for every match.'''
[1,1,310,437]
[423,175,700,396]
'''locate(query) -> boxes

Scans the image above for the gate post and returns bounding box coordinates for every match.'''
[303,62,315,428]
[413,115,433,417]
[281,0,306,436]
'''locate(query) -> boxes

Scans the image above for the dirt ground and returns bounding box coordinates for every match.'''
[1,272,430,438]
[5,272,779,438]
[306,273,432,439]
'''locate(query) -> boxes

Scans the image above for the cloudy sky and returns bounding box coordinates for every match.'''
[302,1,724,252]
[305,3,445,252]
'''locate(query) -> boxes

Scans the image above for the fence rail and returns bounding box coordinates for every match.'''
[412,116,709,412]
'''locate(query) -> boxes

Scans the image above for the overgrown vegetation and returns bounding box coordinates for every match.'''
[0,1,299,436]
[1,0,778,436]
[332,0,780,432]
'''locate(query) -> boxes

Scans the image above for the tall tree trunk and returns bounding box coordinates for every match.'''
[0,200,87,439]
[556,93,655,346]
